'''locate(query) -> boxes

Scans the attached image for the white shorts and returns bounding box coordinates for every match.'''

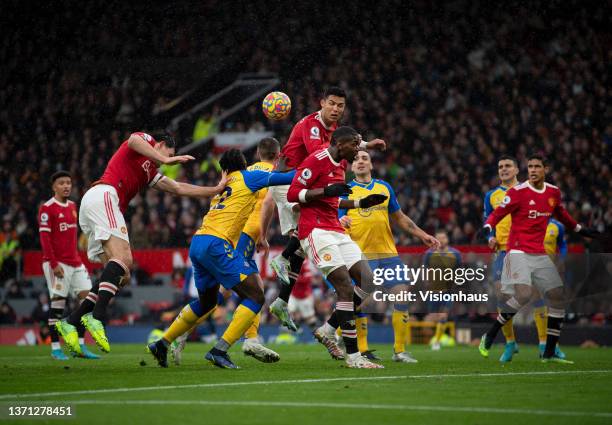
[42,261,92,298]
[79,184,129,263]
[300,228,363,277]
[288,294,315,319]
[269,184,298,236]
[500,250,563,295]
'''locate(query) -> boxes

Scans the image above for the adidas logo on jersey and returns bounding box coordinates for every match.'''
[58,213,64,218]
[529,200,536,205]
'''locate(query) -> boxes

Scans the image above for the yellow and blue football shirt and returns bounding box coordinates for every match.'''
[423,247,462,291]
[196,169,294,248]
[544,218,567,257]
[338,179,401,257]
[241,161,274,243]
[483,185,512,251]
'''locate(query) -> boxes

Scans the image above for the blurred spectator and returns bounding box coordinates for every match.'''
[5,281,26,299]
[0,301,17,324]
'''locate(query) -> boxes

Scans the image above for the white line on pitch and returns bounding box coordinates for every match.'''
[52,400,612,418]
[1,369,610,400]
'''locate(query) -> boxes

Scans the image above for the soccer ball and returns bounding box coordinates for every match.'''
[262,91,291,121]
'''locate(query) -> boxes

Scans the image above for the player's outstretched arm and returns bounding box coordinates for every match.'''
[257,192,277,259]
[153,171,228,198]
[391,210,440,249]
[127,134,195,165]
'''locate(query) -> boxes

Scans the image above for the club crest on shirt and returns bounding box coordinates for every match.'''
[548,197,556,207]
[323,253,332,261]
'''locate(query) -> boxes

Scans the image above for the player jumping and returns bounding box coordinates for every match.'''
[169,138,282,365]
[38,171,99,360]
[267,87,386,331]
[478,154,600,363]
[147,149,295,368]
[338,150,439,362]
[56,131,227,355]
[287,126,389,368]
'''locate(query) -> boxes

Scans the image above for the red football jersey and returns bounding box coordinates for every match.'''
[287,148,347,239]
[485,181,578,253]
[38,198,82,268]
[291,261,313,299]
[280,111,337,169]
[97,132,163,213]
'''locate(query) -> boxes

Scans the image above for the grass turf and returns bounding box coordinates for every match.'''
[0,343,611,425]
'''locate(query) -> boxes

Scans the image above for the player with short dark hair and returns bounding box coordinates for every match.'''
[287,126,388,368]
[38,171,99,360]
[267,87,386,331]
[55,131,227,355]
[478,154,600,363]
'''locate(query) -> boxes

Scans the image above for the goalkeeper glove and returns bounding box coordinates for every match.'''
[323,183,352,197]
[358,194,388,208]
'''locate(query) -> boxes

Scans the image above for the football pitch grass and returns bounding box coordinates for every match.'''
[1,343,611,425]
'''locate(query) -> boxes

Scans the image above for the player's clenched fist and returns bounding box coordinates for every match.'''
[323,183,352,197]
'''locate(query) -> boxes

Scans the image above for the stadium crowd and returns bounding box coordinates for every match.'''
[0,1,609,325]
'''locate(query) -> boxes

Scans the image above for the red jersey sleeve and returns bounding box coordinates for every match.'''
[553,190,578,231]
[38,205,57,268]
[485,187,520,228]
[131,132,156,147]
[302,122,327,154]
[287,156,321,202]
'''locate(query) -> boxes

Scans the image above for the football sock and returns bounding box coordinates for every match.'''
[244,312,261,340]
[356,314,369,352]
[281,236,301,260]
[392,308,409,353]
[544,308,564,358]
[326,311,339,330]
[49,298,65,349]
[486,297,521,348]
[278,254,304,303]
[219,299,262,348]
[88,259,128,321]
[500,317,516,343]
[163,300,215,344]
[336,301,358,355]
[534,304,548,345]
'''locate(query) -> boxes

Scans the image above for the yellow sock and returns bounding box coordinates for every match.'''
[392,310,408,354]
[499,308,515,343]
[221,304,259,346]
[534,306,548,344]
[244,312,261,340]
[434,322,445,342]
[356,316,369,352]
[163,304,204,343]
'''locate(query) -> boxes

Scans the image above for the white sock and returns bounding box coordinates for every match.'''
[51,342,61,350]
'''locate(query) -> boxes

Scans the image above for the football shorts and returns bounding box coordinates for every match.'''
[79,184,129,263]
[236,232,258,269]
[42,261,92,298]
[189,234,258,292]
[491,250,506,283]
[500,250,563,295]
[288,294,315,319]
[269,184,298,236]
[301,228,363,277]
